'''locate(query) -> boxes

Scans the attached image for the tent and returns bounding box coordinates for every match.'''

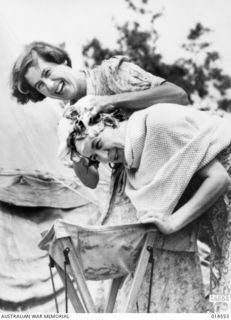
[0,16,110,312]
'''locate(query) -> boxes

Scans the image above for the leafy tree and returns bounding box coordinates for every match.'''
[178,23,231,111]
[82,0,231,111]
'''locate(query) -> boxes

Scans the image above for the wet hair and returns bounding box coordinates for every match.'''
[65,108,126,166]
[10,41,72,104]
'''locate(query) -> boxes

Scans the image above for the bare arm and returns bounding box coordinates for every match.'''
[108,82,189,109]
[169,159,230,232]
[139,159,230,234]
[73,158,99,189]
[71,82,188,185]
[75,82,189,117]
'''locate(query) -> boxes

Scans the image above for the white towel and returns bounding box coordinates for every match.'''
[124,103,231,216]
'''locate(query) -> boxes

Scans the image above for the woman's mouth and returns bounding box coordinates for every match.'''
[108,148,119,163]
[55,80,65,95]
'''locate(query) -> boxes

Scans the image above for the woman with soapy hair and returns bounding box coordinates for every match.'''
[58,101,231,312]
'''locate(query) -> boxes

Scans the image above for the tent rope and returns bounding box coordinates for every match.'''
[49,256,59,313]
[147,245,154,313]
[63,247,71,313]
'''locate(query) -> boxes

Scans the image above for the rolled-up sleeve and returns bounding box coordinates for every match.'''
[102,56,166,94]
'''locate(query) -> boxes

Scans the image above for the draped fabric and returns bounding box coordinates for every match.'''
[200,144,231,312]
[39,220,158,280]
[39,219,210,313]
[124,103,231,214]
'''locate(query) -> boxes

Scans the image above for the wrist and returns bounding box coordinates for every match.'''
[101,95,118,113]
[106,94,123,108]
[168,214,183,233]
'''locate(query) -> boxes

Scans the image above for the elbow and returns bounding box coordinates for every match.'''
[177,88,189,106]
[216,172,230,194]
[166,82,189,105]
[221,174,231,192]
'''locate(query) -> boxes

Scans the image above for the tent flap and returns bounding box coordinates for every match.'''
[0,171,92,207]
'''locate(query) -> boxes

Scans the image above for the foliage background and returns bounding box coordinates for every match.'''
[1,0,231,111]
[82,0,231,112]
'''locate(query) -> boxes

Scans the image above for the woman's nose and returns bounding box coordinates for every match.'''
[96,150,109,163]
[43,78,55,90]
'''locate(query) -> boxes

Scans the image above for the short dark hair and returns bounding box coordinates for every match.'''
[10,41,72,104]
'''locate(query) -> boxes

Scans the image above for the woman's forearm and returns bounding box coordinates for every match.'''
[171,167,230,232]
[108,82,189,110]
[139,159,230,235]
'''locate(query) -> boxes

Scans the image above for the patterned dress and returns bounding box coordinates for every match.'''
[83,56,208,312]
[201,144,231,312]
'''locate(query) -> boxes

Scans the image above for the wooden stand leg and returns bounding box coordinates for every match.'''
[55,262,86,313]
[122,232,156,313]
[60,238,96,313]
[53,232,155,313]
[104,276,125,313]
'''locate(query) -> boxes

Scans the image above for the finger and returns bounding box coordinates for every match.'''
[140,213,156,220]
[90,109,98,117]
[139,218,155,224]
[93,105,102,114]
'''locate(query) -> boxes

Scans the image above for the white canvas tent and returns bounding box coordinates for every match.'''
[0,16,110,312]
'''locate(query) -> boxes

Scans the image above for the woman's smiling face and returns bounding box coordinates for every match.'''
[25,52,82,101]
[75,124,126,164]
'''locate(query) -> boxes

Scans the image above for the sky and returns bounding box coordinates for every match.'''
[0,0,231,73]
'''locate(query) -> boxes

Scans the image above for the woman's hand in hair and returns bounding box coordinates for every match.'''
[73,95,115,116]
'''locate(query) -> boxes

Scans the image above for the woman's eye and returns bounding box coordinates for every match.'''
[92,139,101,150]
[95,140,101,150]
[37,81,44,90]
[44,69,51,77]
